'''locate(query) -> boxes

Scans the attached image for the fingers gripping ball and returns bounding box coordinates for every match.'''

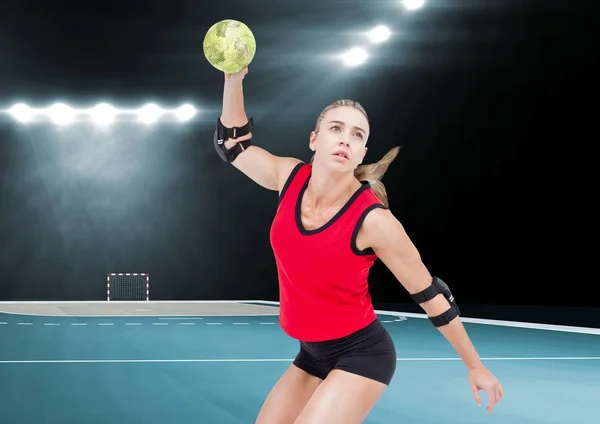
[203,19,257,74]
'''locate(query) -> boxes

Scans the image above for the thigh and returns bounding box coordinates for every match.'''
[255,364,323,424]
[293,369,388,424]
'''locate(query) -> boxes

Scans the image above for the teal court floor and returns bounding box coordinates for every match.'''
[0,301,598,423]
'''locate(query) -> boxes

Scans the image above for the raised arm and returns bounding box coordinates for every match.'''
[357,207,504,412]
[218,68,301,192]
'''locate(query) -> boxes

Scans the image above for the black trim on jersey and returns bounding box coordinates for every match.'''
[295,175,370,236]
[278,162,305,205]
[350,203,388,256]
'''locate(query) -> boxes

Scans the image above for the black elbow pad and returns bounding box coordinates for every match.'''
[214,117,254,163]
[410,276,460,327]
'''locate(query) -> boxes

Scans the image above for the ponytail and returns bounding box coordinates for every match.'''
[354,146,400,207]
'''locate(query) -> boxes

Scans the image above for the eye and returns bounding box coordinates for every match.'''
[330,125,341,132]
[354,132,364,139]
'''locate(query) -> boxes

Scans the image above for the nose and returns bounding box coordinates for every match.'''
[337,139,350,147]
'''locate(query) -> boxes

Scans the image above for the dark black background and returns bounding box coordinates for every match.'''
[0,1,595,323]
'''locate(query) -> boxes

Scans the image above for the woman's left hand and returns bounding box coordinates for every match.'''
[468,365,504,413]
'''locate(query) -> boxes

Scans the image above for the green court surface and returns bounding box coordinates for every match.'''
[0,301,598,423]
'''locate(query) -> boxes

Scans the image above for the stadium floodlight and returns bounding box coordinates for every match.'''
[368,25,392,44]
[137,103,163,124]
[8,103,35,123]
[340,47,369,67]
[173,104,197,122]
[402,0,425,11]
[47,103,75,126]
[2,102,200,125]
[91,103,117,126]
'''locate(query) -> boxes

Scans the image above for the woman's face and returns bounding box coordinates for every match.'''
[310,106,370,172]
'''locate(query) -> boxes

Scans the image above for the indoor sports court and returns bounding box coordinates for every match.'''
[0,276,598,423]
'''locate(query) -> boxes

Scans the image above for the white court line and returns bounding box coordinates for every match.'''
[0,313,278,318]
[0,301,277,318]
[260,302,600,336]
[158,317,204,320]
[379,311,600,335]
[0,300,598,335]
[0,357,599,364]
[0,300,266,304]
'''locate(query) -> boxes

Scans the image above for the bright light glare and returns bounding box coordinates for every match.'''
[402,0,425,10]
[137,103,163,124]
[91,103,117,126]
[341,47,368,67]
[174,104,197,121]
[368,25,391,44]
[2,102,199,125]
[8,103,35,123]
[47,103,75,126]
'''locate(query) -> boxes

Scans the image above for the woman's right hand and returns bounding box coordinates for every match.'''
[225,66,248,82]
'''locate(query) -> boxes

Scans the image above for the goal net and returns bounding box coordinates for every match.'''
[107,273,149,301]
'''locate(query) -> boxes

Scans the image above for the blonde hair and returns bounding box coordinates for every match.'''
[311,99,400,208]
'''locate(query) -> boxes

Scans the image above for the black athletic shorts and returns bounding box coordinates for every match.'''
[292,318,397,385]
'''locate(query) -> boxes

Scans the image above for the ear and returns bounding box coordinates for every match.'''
[309,131,317,152]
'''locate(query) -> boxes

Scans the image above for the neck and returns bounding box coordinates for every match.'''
[306,163,359,209]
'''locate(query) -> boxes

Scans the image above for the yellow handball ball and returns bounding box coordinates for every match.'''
[203,19,257,74]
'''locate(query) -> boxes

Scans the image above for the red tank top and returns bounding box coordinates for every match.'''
[270,163,385,342]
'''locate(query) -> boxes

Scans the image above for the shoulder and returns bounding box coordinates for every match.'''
[277,156,305,174]
[362,206,397,234]
[276,158,307,196]
[276,158,305,188]
[360,206,410,251]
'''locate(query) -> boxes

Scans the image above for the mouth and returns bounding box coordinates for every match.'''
[332,150,349,160]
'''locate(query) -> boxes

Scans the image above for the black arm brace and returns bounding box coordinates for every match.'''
[410,276,460,327]
[214,117,254,163]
